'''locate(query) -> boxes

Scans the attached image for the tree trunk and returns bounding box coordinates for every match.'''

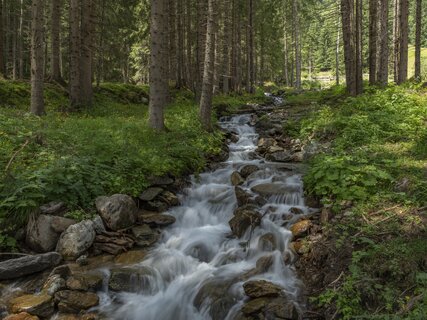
[336,4,341,86]
[18,0,24,79]
[30,0,45,115]
[246,0,254,93]
[222,0,231,93]
[80,0,94,106]
[96,0,106,87]
[396,0,408,84]
[199,0,215,131]
[393,0,399,83]
[369,0,378,85]
[355,0,363,94]
[149,0,168,130]
[414,0,422,81]
[341,0,357,95]
[0,0,4,76]
[69,0,81,108]
[196,1,207,101]
[51,0,62,82]
[185,0,193,89]
[168,0,176,85]
[293,0,301,89]
[176,0,185,88]
[283,25,290,86]
[377,0,389,86]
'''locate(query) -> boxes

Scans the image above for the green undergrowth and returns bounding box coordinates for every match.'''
[290,84,427,318]
[0,81,230,249]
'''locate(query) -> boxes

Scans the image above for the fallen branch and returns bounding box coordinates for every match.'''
[4,139,30,172]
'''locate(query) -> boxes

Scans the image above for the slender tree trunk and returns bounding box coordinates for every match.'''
[96,0,106,87]
[80,0,94,106]
[51,0,62,82]
[12,8,17,80]
[199,0,215,131]
[293,0,301,89]
[149,0,168,130]
[69,0,81,108]
[18,0,24,78]
[196,1,207,101]
[283,25,290,86]
[414,0,422,81]
[0,0,4,77]
[396,0,408,84]
[369,0,378,85]
[341,0,357,95]
[168,0,176,85]
[355,0,363,94]
[336,4,341,85]
[185,0,192,88]
[246,0,254,93]
[30,0,45,115]
[393,0,399,83]
[222,0,231,93]
[176,0,185,88]
[377,0,389,86]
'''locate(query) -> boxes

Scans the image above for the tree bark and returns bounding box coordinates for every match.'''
[396,0,408,84]
[369,0,378,85]
[176,0,185,88]
[293,0,301,89]
[341,0,357,95]
[199,0,215,131]
[51,0,62,82]
[393,0,399,83]
[336,4,341,85]
[246,0,254,93]
[355,0,363,94]
[30,0,45,115]
[0,0,4,76]
[377,0,389,86]
[80,0,94,106]
[415,0,422,81]
[222,0,231,93]
[69,0,81,108]
[149,0,168,130]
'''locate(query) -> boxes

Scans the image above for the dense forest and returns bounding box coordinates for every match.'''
[0,0,426,320]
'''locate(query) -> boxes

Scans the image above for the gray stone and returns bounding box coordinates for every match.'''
[95,194,137,231]
[266,150,293,162]
[239,165,260,179]
[40,201,66,215]
[56,221,96,260]
[26,215,60,253]
[108,267,154,292]
[231,171,245,186]
[131,225,159,247]
[91,215,106,234]
[54,290,99,313]
[0,252,62,280]
[139,187,164,202]
[251,183,300,197]
[243,280,282,298]
[229,209,262,238]
[140,214,176,227]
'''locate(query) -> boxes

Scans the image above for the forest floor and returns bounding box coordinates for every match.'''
[253,84,427,319]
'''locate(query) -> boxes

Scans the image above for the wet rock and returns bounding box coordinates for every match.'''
[251,183,299,197]
[264,297,299,319]
[42,274,66,295]
[158,191,180,207]
[76,255,88,266]
[257,138,277,153]
[241,297,270,315]
[256,255,274,272]
[26,214,75,253]
[108,267,154,292]
[95,194,137,231]
[230,133,239,143]
[268,145,285,153]
[139,213,176,227]
[231,171,245,186]
[229,209,262,238]
[56,220,96,260]
[235,187,254,207]
[9,294,54,318]
[49,265,71,278]
[265,150,293,162]
[4,312,39,320]
[291,152,304,163]
[54,290,99,314]
[239,165,260,179]
[258,233,276,251]
[289,207,304,215]
[131,225,159,247]
[194,280,236,320]
[290,241,309,255]
[142,200,169,213]
[290,220,312,239]
[66,272,103,291]
[139,187,164,202]
[114,250,147,264]
[0,252,62,280]
[91,215,106,234]
[243,280,282,298]
[40,201,67,215]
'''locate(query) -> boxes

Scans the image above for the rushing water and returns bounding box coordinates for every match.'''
[98,114,309,320]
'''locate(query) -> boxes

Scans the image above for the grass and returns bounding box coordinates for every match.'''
[0,81,267,250]
[285,84,427,319]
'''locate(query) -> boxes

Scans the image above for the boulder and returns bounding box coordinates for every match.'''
[42,274,66,296]
[56,221,96,260]
[0,252,62,280]
[241,297,270,315]
[4,312,39,320]
[66,272,103,291]
[229,209,262,238]
[131,225,159,247]
[108,267,154,292]
[26,214,75,253]
[258,233,276,251]
[9,294,54,318]
[142,200,169,213]
[289,207,304,215]
[139,214,176,227]
[194,280,236,320]
[239,165,260,179]
[264,297,299,319]
[54,291,99,314]
[243,280,282,298]
[114,250,147,264]
[138,187,164,202]
[158,191,180,207]
[231,171,244,186]
[251,183,300,197]
[148,176,174,186]
[290,220,312,239]
[95,194,137,231]
[235,187,253,207]
[266,150,293,162]
[257,138,277,152]
[39,201,66,215]
[91,215,106,234]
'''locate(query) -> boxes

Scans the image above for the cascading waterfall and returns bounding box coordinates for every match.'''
[97,114,309,320]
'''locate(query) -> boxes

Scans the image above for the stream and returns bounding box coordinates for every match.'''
[96,113,310,319]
